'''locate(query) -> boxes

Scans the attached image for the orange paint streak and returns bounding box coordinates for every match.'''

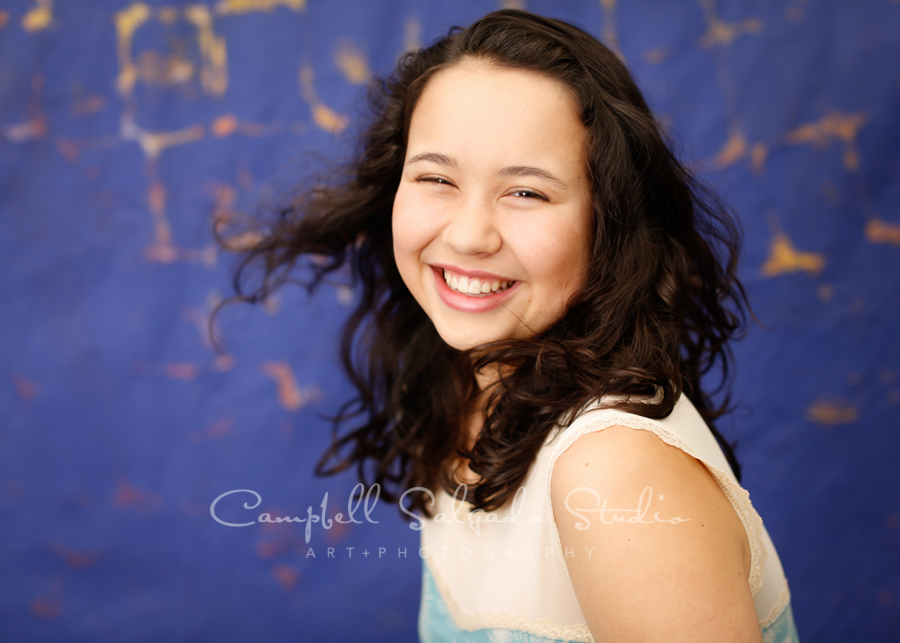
[256,525,306,557]
[713,129,747,167]
[761,232,825,277]
[257,540,281,558]
[698,0,763,48]
[72,95,106,116]
[214,354,235,371]
[299,64,348,134]
[157,6,179,25]
[56,138,79,162]
[335,39,371,85]
[786,111,866,146]
[643,48,668,64]
[807,399,859,425]
[165,363,199,380]
[112,478,164,511]
[188,417,232,443]
[865,218,900,246]
[30,594,64,619]
[212,114,238,137]
[22,0,53,32]
[750,143,767,174]
[273,564,299,591]
[323,514,349,544]
[816,283,834,302]
[11,373,39,400]
[786,111,866,171]
[6,115,46,141]
[29,579,64,619]
[261,361,321,411]
[47,541,103,570]
[148,182,166,216]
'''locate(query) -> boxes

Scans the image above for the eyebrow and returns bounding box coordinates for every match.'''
[406,152,569,190]
[406,152,458,168]
[498,165,568,190]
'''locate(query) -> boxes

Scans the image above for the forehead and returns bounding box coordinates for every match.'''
[408,59,586,172]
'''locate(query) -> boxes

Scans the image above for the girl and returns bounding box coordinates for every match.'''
[227,9,798,642]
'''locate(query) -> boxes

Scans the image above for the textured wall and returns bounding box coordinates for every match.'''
[1,0,898,641]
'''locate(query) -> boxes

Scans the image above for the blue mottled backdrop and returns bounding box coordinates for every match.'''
[1,0,898,641]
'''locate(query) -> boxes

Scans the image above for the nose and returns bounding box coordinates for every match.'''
[441,195,502,256]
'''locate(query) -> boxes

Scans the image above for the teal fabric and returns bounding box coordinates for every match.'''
[763,604,800,643]
[420,561,800,643]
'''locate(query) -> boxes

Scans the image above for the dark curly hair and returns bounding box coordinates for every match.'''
[219,9,749,516]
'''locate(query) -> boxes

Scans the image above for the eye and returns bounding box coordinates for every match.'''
[416,176,454,187]
[508,188,549,201]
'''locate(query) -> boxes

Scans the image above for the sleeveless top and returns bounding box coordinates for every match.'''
[417,394,799,642]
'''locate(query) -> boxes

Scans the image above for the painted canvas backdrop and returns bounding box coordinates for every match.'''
[1,0,898,640]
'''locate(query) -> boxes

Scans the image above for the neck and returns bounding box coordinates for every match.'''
[474,362,502,393]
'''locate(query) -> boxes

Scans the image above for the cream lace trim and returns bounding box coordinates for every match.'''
[425,557,595,642]
[545,408,768,598]
[760,584,792,628]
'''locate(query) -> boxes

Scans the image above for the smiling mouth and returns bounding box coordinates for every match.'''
[442,269,515,297]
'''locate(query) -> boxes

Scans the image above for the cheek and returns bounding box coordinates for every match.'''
[512,218,591,293]
[391,190,417,255]
[391,187,433,275]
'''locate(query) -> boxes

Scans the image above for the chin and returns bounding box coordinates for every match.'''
[438,334,490,353]
[433,324,526,353]
[433,327,495,352]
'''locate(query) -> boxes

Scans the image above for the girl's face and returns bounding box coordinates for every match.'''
[392,59,593,352]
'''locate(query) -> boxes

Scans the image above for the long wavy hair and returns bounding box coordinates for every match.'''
[220,9,749,515]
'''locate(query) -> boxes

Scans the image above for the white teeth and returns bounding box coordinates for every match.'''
[442,270,512,296]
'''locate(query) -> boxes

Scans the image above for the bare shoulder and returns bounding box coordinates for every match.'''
[550,425,762,642]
